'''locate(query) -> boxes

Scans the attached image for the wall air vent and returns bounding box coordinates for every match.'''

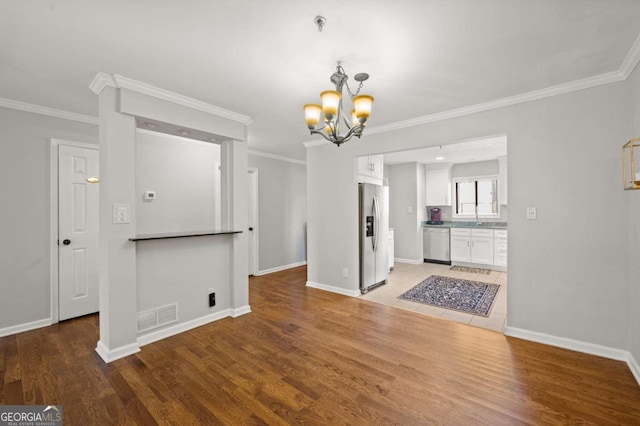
[137,303,179,333]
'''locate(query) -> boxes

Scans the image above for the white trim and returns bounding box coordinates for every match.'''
[303,71,624,149]
[0,97,98,125]
[305,281,361,297]
[627,352,640,386]
[394,258,424,265]
[248,149,306,165]
[0,318,52,338]
[231,305,252,318]
[302,139,329,148]
[137,309,232,347]
[504,326,628,361]
[254,261,307,276]
[620,33,640,78]
[89,73,253,125]
[49,139,99,325]
[95,340,140,363]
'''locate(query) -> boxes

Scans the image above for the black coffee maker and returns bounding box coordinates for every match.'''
[427,208,443,225]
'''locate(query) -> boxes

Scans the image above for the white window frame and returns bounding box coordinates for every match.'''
[452,174,500,219]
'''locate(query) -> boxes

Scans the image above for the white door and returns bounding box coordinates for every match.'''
[58,145,100,321]
[248,169,258,275]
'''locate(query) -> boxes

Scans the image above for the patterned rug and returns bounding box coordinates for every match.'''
[399,275,500,317]
[450,265,492,275]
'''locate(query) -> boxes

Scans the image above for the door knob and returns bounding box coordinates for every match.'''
[248,227,253,231]
[62,239,71,245]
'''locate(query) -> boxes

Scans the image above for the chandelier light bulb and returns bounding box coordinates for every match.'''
[304,104,322,129]
[353,94,374,121]
[320,90,341,121]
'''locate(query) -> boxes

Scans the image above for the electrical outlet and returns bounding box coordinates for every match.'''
[407,206,413,214]
[208,292,215,307]
[342,268,348,278]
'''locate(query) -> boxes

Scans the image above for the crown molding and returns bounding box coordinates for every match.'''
[89,73,253,125]
[0,97,99,125]
[248,149,306,165]
[303,70,625,149]
[620,33,640,79]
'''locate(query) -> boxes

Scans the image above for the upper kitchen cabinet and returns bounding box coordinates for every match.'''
[498,156,507,205]
[425,164,452,206]
[357,155,384,185]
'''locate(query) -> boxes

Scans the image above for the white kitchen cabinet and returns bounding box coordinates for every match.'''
[450,228,495,265]
[388,229,395,271]
[357,155,384,185]
[425,165,452,206]
[498,156,508,205]
[450,228,471,262]
[493,229,508,267]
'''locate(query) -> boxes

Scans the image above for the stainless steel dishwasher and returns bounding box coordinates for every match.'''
[423,226,451,264]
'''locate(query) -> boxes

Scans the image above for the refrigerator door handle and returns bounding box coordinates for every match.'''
[373,196,379,252]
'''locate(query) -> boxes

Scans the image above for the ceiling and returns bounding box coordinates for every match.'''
[383,135,507,165]
[2,1,640,161]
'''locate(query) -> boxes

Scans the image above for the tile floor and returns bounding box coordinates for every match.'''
[360,261,508,332]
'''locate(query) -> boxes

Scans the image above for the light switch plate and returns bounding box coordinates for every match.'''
[113,203,131,224]
[526,207,537,220]
[408,206,413,214]
[144,191,156,201]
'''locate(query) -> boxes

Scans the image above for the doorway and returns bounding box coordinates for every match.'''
[50,140,100,323]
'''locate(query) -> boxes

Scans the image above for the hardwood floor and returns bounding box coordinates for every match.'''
[2,265,640,424]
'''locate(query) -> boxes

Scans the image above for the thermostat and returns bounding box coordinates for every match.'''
[144,191,156,201]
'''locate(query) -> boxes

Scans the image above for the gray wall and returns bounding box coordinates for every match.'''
[0,108,98,329]
[134,131,232,332]
[629,65,640,366]
[248,154,306,272]
[307,80,632,351]
[452,159,499,178]
[136,130,220,234]
[388,163,420,261]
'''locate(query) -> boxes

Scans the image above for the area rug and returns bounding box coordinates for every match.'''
[398,275,500,317]
[450,265,492,275]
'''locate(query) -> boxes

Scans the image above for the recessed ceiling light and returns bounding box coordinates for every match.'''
[435,156,445,160]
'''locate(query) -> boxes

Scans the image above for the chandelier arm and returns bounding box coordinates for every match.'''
[309,129,333,142]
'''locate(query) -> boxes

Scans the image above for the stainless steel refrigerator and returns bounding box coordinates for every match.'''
[359,183,389,294]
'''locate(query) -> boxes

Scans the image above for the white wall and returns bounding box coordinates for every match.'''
[307,80,632,350]
[248,154,307,272]
[388,163,422,261]
[628,64,640,366]
[0,108,97,330]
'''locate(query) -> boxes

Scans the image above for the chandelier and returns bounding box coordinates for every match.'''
[303,64,374,147]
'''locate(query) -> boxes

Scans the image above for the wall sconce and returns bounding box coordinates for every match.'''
[623,138,640,190]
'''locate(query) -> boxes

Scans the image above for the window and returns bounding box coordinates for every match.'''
[453,176,499,217]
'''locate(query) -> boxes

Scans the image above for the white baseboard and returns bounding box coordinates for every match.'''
[231,305,252,318]
[254,260,307,276]
[628,352,640,386]
[137,309,232,347]
[394,258,424,265]
[0,318,52,337]
[306,281,361,297]
[504,326,629,361]
[505,326,640,387]
[95,340,140,363]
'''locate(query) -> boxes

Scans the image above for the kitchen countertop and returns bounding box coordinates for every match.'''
[422,221,508,230]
